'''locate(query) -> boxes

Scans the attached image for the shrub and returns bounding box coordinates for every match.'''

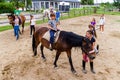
[0,2,15,14]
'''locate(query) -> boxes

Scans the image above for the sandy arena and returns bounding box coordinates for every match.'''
[0,14,120,80]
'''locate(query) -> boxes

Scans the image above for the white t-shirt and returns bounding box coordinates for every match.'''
[99,17,105,25]
[30,18,36,25]
[14,18,19,26]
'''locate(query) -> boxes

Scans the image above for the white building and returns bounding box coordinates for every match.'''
[32,0,80,10]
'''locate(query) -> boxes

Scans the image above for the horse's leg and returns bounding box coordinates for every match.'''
[54,51,61,68]
[66,50,76,73]
[22,21,25,33]
[32,35,38,56]
[34,46,37,56]
[40,44,46,60]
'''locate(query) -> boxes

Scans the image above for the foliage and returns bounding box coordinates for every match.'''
[9,0,32,9]
[100,2,114,11]
[113,0,120,11]
[0,0,5,2]
[81,0,94,5]
[0,2,15,13]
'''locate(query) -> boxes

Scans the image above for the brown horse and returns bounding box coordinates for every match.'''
[8,14,26,33]
[32,27,96,73]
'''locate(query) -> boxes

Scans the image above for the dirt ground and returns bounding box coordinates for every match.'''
[0,14,120,80]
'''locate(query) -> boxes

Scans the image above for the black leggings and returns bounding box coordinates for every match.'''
[30,25,35,35]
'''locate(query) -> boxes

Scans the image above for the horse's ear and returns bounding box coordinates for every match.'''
[83,37,87,41]
[82,37,87,45]
[83,37,90,44]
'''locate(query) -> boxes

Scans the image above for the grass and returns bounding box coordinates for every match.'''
[0,8,93,32]
[0,25,12,32]
[0,7,119,32]
[116,20,120,22]
[96,7,120,15]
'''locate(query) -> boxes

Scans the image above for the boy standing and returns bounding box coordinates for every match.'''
[56,9,60,24]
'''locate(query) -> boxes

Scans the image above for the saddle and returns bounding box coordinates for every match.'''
[42,30,60,43]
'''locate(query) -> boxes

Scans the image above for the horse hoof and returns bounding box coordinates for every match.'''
[54,66,58,69]
[32,55,37,57]
[42,58,46,62]
[72,70,77,74]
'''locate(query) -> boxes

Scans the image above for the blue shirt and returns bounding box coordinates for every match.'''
[56,11,60,18]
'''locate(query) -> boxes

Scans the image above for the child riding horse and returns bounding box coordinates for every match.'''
[48,13,59,50]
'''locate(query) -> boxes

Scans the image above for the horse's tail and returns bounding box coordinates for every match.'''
[32,34,35,52]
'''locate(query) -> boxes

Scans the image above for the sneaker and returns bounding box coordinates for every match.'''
[91,69,96,74]
[102,32,104,34]
[16,36,19,40]
[82,69,87,74]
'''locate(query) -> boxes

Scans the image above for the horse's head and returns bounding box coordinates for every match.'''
[8,14,15,24]
[82,37,96,60]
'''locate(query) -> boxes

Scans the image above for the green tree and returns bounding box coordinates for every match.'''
[101,2,114,11]
[0,0,5,2]
[9,0,32,10]
[24,0,32,10]
[113,0,120,11]
[0,2,15,13]
[81,0,94,5]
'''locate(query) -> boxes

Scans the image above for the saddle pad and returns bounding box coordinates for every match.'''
[42,30,60,43]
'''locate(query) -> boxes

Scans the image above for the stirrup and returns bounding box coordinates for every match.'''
[49,44,53,51]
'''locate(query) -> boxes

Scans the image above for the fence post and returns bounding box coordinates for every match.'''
[84,9,85,15]
[61,12,63,19]
[79,9,81,16]
[43,17,45,22]
[68,11,70,17]
[74,10,75,16]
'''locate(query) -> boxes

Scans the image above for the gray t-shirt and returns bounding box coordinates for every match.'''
[48,20,57,30]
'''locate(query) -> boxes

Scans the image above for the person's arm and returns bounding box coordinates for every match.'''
[48,24,56,31]
[30,19,31,24]
[103,17,105,24]
[34,19,36,25]
[14,10,16,15]
[92,42,95,49]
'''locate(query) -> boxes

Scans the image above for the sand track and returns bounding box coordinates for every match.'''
[0,14,120,80]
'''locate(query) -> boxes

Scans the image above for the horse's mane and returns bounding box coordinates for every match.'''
[60,31,84,47]
[8,14,15,21]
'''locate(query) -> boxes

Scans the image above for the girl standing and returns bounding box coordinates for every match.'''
[99,14,105,33]
[14,15,20,40]
[30,15,36,37]
[91,18,96,27]
[82,30,96,74]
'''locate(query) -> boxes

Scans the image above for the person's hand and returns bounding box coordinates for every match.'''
[89,49,95,54]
